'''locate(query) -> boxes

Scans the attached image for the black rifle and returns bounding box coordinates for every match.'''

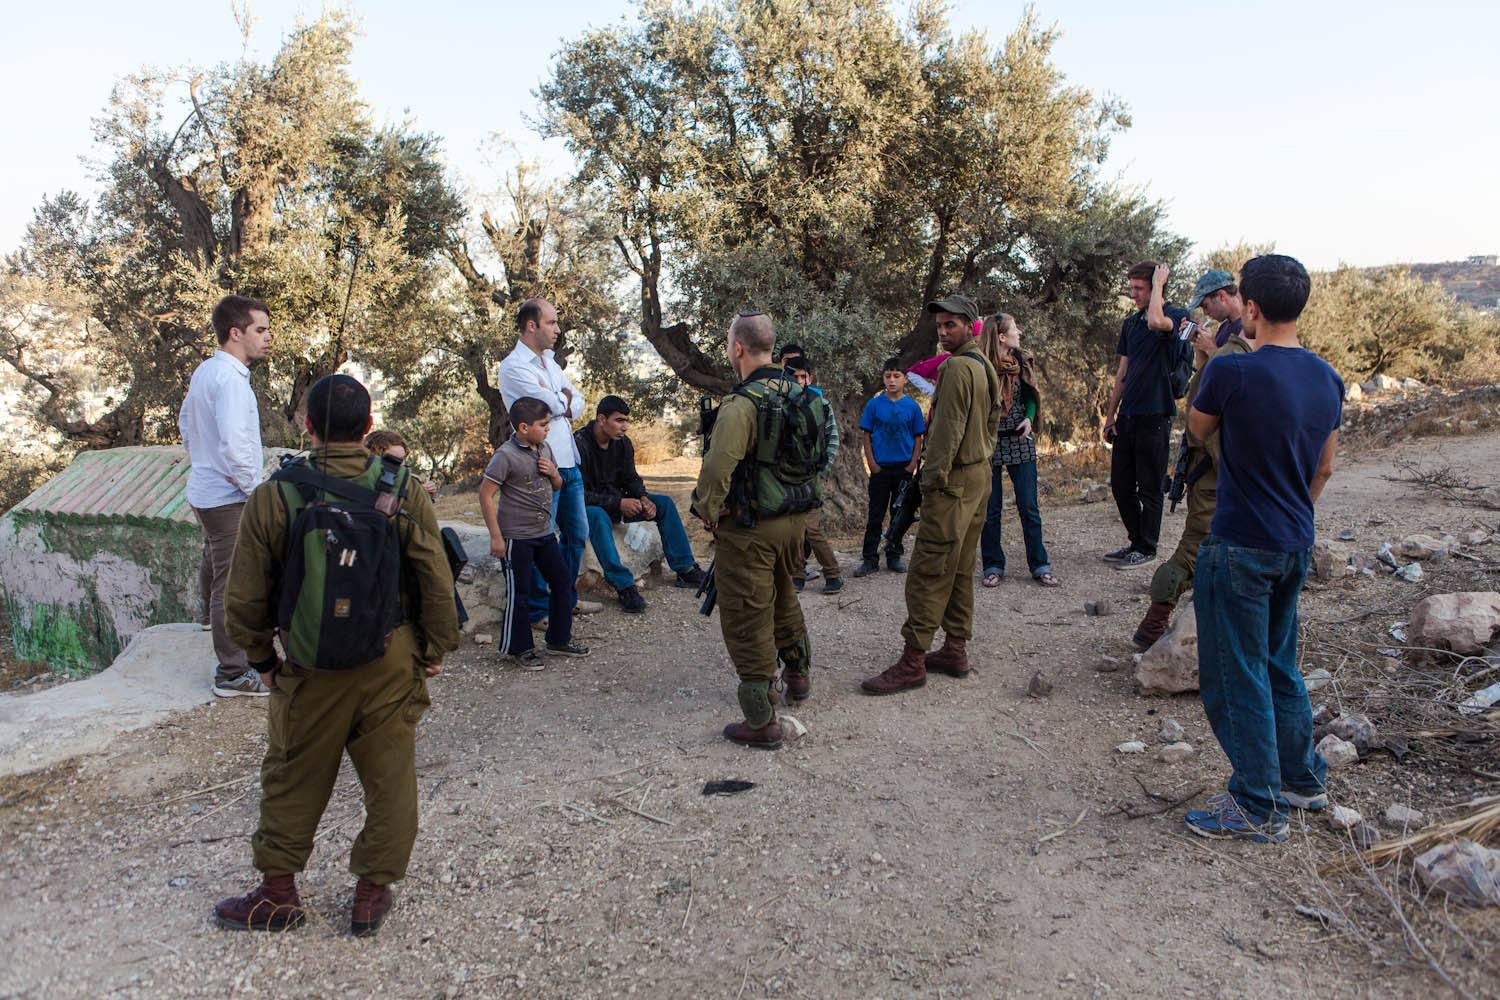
[696,559,718,616]
[1165,431,1212,513]
[884,464,922,545]
[440,526,470,625]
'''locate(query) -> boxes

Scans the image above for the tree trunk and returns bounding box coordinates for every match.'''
[820,390,875,533]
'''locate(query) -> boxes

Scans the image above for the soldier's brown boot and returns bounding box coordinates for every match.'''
[783,670,810,702]
[723,715,784,750]
[351,877,394,937]
[861,645,927,695]
[924,636,971,678]
[1133,601,1174,650]
[214,874,305,932]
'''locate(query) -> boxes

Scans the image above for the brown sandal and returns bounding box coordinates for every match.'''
[1035,572,1060,587]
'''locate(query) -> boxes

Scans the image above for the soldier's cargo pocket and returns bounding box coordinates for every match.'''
[265,669,305,764]
[403,673,431,726]
[915,488,962,547]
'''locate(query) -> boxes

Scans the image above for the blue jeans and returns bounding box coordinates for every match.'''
[585,494,698,592]
[979,461,1050,578]
[1194,535,1326,823]
[529,465,588,622]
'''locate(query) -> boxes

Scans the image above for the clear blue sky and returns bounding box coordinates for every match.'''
[2,0,1495,271]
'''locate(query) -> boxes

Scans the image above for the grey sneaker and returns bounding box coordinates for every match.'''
[1102,545,1134,562]
[512,650,546,671]
[1114,550,1155,569]
[852,558,879,578]
[213,671,270,698]
[1283,788,1328,811]
[545,639,591,657]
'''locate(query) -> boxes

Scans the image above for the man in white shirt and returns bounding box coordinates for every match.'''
[179,294,273,697]
[497,299,600,623]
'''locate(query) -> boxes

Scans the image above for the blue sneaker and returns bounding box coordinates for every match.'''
[1185,793,1289,843]
[1283,787,1328,811]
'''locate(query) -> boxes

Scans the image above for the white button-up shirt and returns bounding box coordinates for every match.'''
[497,342,586,467]
[179,351,264,509]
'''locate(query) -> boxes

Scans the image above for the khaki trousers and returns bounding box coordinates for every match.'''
[796,506,842,580]
[901,462,991,649]
[252,625,432,885]
[1150,458,1217,606]
[714,515,808,684]
[194,502,249,681]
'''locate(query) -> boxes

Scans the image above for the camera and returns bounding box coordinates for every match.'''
[1178,320,1199,342]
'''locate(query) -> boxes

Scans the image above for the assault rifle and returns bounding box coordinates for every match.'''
[1165,431,1212,513]
[696,559,718,616]
[884,463,922,545]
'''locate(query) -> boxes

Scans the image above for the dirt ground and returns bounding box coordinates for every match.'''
[2,400,1499,999]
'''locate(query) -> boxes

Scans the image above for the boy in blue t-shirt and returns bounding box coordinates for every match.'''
[853,357,927,577]
[1184,254,1342,843]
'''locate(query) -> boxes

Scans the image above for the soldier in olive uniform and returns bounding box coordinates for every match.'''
[691,312,812,750]
[1133,271,1254,649]
[863,295,1002,694]
[214,374,460,937]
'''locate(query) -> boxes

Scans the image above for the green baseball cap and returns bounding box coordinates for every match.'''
[926,294,979,324]
[1187,270,1235,310]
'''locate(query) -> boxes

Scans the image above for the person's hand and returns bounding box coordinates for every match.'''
[1102,418,1116,442]
[1016,417,1033,439]
[1153,263,1169,287]
[424,663,442,677]
[421,479,438,499]
[1191,325,1217,357]
[620,497,643,517]
[906,459,919,475]
[489,534,506,558]
[640,497,656,518]
[537,455,558,478]
[700,517,717,533]
[562,387,574,411]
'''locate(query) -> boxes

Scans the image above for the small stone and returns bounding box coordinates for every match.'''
[1156,741,1193,763]
[1303,667,1332,692]
[1082,483,1111,503]
[1344,382,1365,402]
[780,714,808,739]
[1409,592,1500,655]
[1376,655,1402,675]
[1116,741,1147,754]
[1311,703,1333,726]
[1027,671,1053,698]
[1464,528,1490,546]
[1337,529,1356,542]
[869,851,886,865]
[169,877,188,887]
[1157,719,1185,743]
[1351,824,1381,847]
[1327,713,1378,754]
[1377,542,1398,568]
[473,632,494,645]
[1084,599,1113,617]
[1096,655,1123,673]
[1317,734,1360,768]
[1398,534,1448,561]
[1383,803,1425,827]
[1327,806,1362,830]
[1395,563,1424,583]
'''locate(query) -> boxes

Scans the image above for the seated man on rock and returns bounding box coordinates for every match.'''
[575,395,707,612]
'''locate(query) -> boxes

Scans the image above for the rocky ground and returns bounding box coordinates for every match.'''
[2,387,1498,999]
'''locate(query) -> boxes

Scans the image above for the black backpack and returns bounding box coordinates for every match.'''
[1167,335,1195,399]
[271,454,408,671]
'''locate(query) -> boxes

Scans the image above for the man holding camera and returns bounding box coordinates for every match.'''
[1101,262,1191,570]
[1133,270,1252,649]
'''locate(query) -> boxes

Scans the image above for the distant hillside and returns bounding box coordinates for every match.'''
[1369,256,1500,311]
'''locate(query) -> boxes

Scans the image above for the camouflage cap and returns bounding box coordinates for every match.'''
[925,294,979,324]
[1187,270,1235,310]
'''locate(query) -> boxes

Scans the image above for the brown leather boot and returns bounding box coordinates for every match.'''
[783,670,810,702]
[861,645,927,695]
[723,715,783,750]
[1133,601,1174,650]
[924,636,970,678]
[214,874,305,932]
[351,877,394,937]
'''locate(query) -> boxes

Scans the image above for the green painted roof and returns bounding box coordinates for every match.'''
[11,447,196,526]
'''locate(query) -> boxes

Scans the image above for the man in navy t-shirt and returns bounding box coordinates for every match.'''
[1184,254,1342,843]
[1101,261,1191,570]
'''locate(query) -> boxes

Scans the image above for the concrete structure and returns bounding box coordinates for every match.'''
[0,445,293,675]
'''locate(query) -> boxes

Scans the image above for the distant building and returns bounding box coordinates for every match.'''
[1466,254,1498,266]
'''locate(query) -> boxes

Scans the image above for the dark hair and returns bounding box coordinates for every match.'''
[774,342,804,362]
[1126,262,1157,284]
[363,429,408,455]
[596,395,630,418]
[1239,255,1311,323]
[783,356,812,375]
[515,298,543,333]
[508,396,551,428]
[306,374,371,443]
[211,294,270,345]
[882,356,904,373]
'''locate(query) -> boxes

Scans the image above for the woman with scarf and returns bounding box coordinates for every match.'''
[977,313,1058,588]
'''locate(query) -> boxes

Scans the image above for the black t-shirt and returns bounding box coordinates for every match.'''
[1116,302,1190,417]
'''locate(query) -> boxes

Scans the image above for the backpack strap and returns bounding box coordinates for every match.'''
[272,463,382,506]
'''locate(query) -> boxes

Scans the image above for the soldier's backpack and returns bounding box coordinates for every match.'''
[270,454,408,671]
[730,371,833,525]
